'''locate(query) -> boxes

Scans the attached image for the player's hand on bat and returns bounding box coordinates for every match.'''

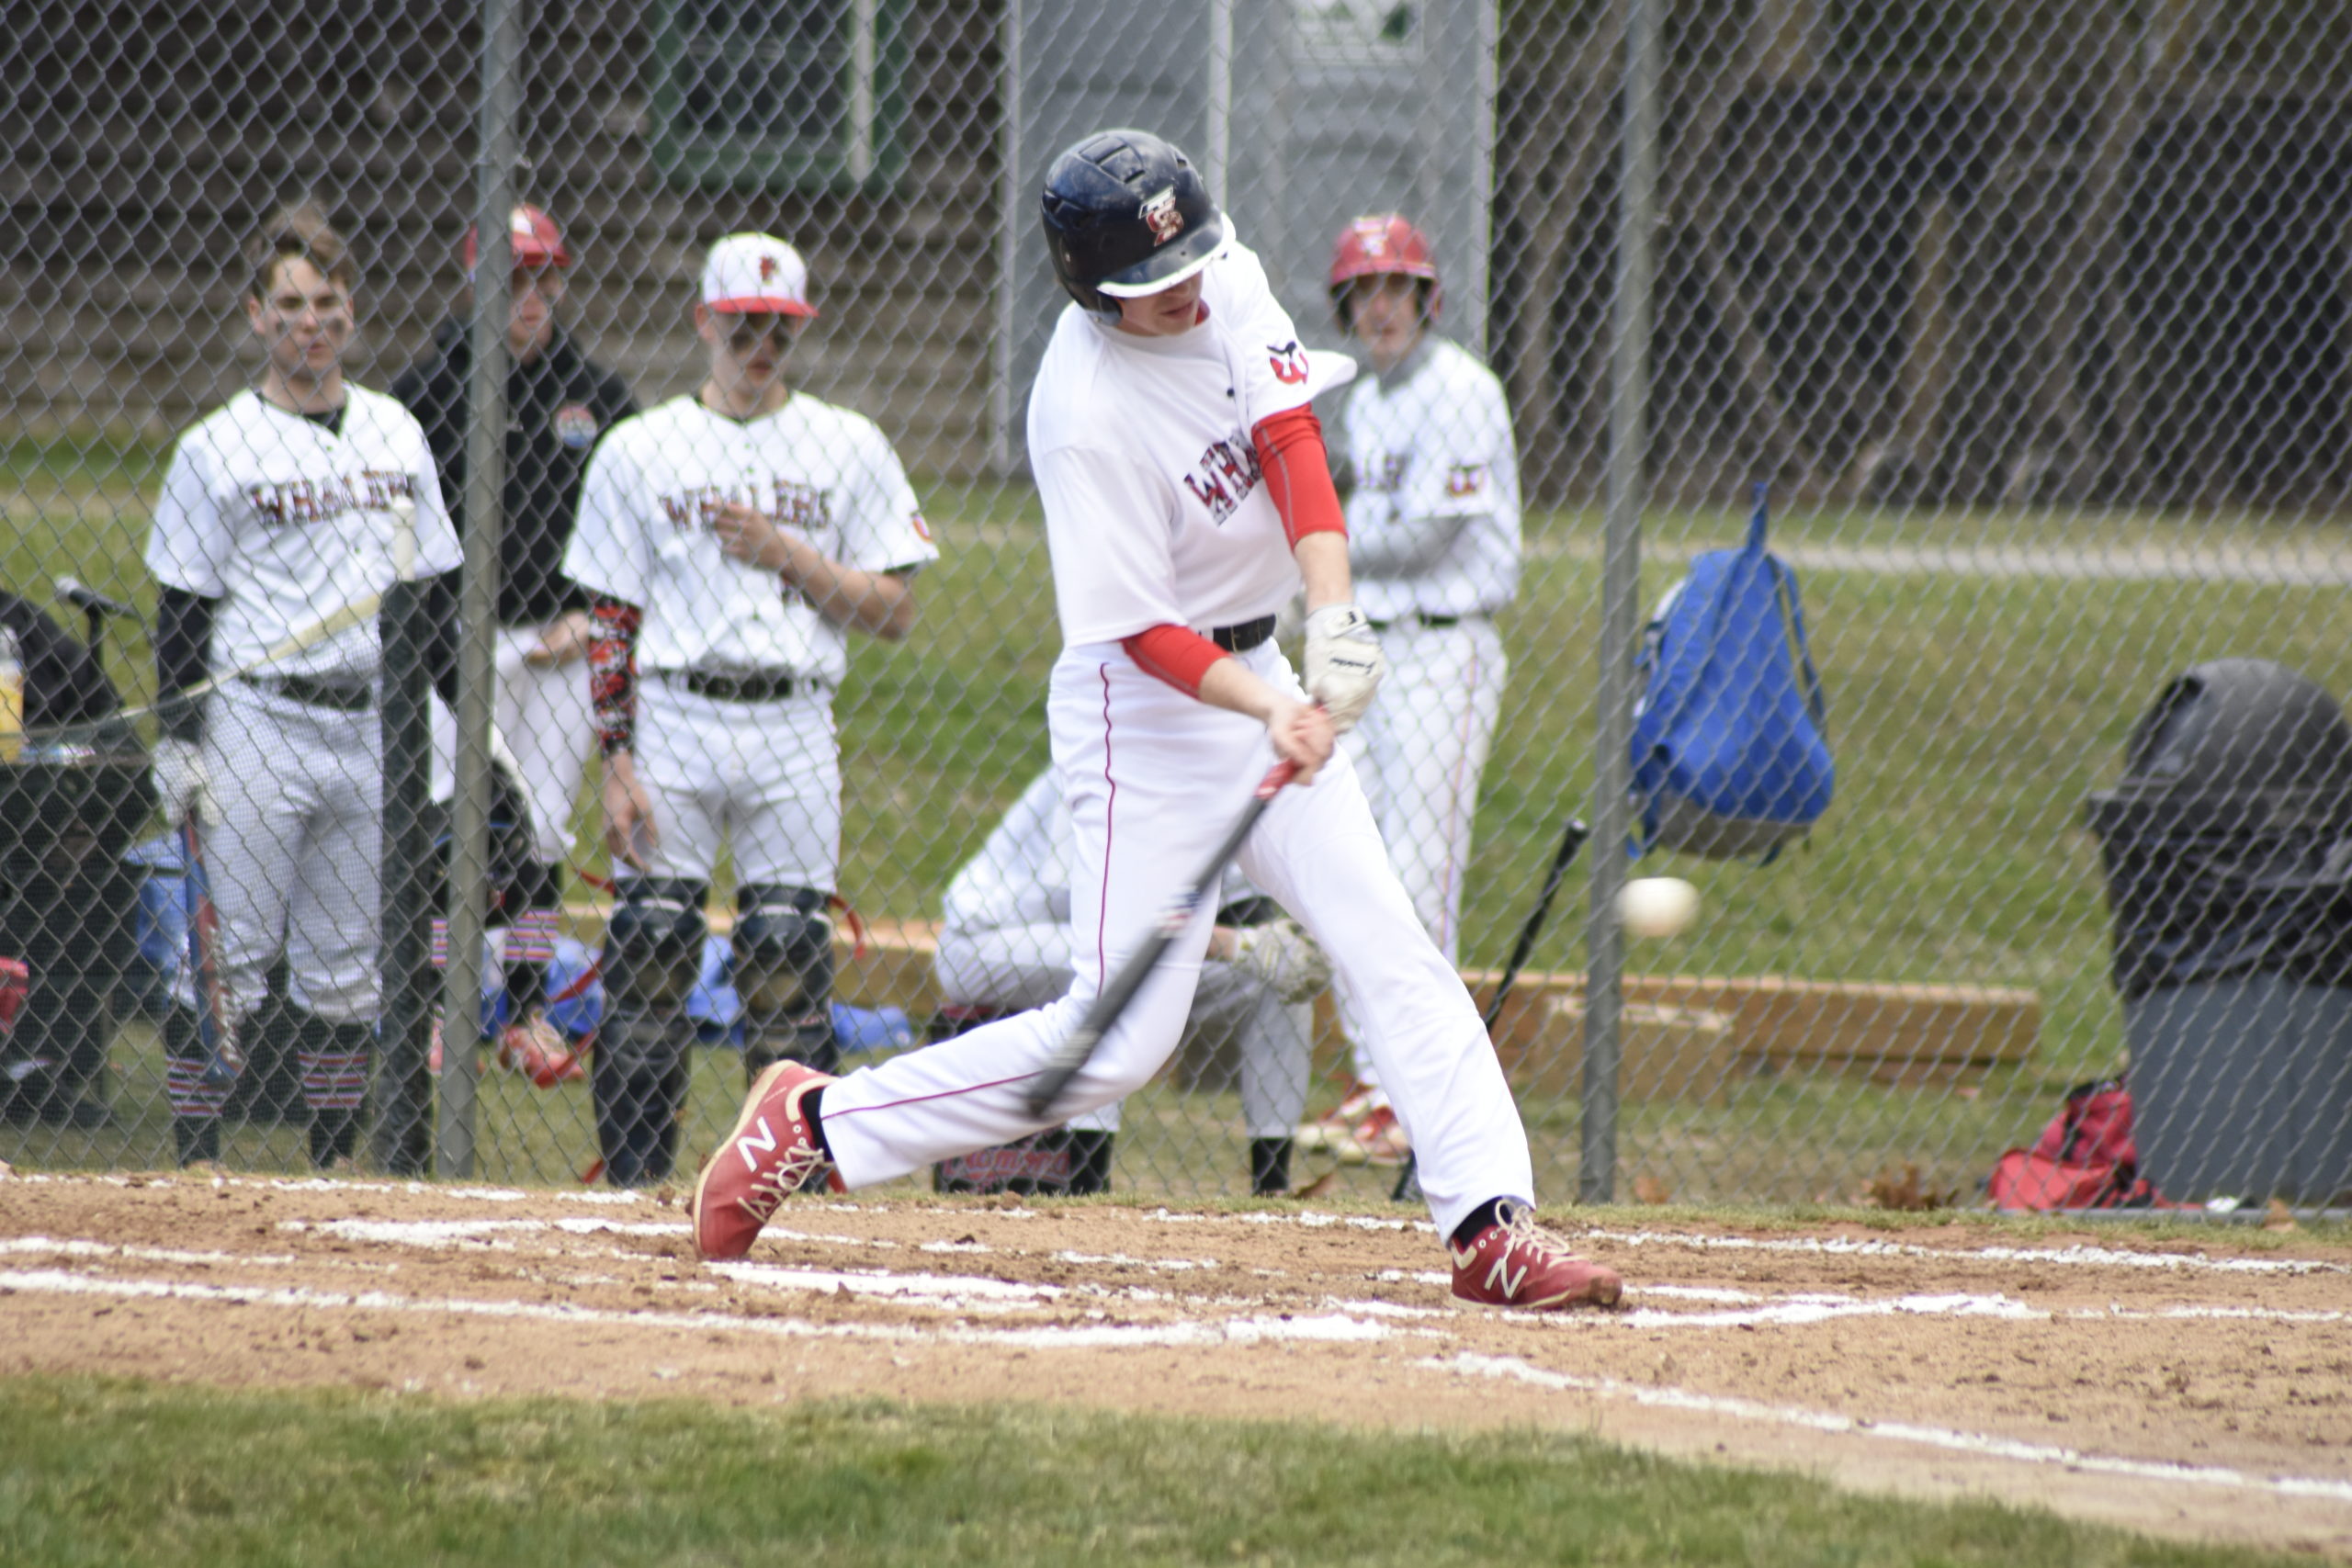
[600,750,660,873]
[1303,604,1386,733]
[1265,697,1334,784]
[524,608,594,667]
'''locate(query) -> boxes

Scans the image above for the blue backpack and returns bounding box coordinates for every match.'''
[1629,485,1834,862]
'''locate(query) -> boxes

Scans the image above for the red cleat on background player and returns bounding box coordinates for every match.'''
[691,1060,842,1259]
[1449,1201,1623,1311]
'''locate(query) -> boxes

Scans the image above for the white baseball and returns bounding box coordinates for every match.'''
[1619,876,1700,939]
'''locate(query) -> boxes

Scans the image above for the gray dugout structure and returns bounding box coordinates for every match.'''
[991,0,1499,470]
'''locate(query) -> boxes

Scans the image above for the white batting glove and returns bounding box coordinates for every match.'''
[1303,604,1385,733]
[1226,918,1333,1005]
[152,737,220,827]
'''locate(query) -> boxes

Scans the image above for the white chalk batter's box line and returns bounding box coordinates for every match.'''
[8,1264,2344,1510]
[0,1269,1396,1351]
[13,1232,2345,1334]
[1433,1352,2352,1507]
[24,1174,2340,1279]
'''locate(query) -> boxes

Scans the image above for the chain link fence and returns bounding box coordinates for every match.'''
[4,0,2349,1213]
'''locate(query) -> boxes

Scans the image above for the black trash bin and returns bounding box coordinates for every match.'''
[2084,658,2352,1205]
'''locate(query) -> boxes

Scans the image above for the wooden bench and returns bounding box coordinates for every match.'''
[560,905,2036,1091]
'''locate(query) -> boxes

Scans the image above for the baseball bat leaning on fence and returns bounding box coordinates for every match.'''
[1024,754,1303,1119]
[179,811,242,1089]
[108,500,419,728]
[1392,817,1589,1202]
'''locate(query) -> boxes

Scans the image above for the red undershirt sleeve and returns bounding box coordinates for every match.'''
[1252,405,1347,549]
[1121,623,1227,699]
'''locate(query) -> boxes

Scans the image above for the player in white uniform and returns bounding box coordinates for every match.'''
[146,205,465,1168]
[561,233,936,1187]
[693,130,1620,1311]
[932,766,1328,1196]
[1296,214,1524,1168]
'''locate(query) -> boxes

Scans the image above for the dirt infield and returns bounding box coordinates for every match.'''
[3,1172,2348,1560]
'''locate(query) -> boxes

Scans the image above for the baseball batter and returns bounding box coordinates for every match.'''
[933,765,1329,1196]
[694,130,1621,1311]
[560,232,935,1187]
[146,205,464,1168]
[1298,213,1524,1167]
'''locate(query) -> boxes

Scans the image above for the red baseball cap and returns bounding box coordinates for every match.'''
[462,205,573,275]
[700,232,818,317]
[1329,213,1442,319]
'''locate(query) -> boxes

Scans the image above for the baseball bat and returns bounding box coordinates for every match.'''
[1481,817,1591,1034]
[1025,755,1301,1119]
[180,812,243,1089]
[1392,817,1589,1202]
[113,499,418,728]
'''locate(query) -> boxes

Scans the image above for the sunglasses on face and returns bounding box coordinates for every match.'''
[722,315,797,351]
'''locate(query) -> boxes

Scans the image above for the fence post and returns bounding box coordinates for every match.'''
[1581,0,1664,1206]
[438,0,524,1179]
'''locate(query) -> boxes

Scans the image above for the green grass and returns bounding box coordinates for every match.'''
[11,438,2352,1200]
[0,1376,2297,1568]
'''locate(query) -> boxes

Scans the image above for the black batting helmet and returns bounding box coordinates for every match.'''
[1040,129,1226,317]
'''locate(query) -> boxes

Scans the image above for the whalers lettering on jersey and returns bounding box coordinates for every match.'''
[656,479,833,534]
[244,469,418,528]
[1182,434,1263,524]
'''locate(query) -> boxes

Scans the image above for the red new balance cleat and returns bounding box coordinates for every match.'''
[1449,1202,1623,1310]
[691,1060,843,1260]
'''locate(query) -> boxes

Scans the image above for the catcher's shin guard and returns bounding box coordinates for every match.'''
[592,1012,689,1187]
[594,879,704,1186]
[734,884,837,1080]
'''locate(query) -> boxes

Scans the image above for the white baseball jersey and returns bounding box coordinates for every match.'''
[563,392,935,683]
[147,387,463,677]
[1336,336,1521,621]
[1028,237,1353,646]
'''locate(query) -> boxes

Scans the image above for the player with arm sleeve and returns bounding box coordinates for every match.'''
[932,765,1328,1197]
[144,204,465,1168]
[692,130,1620,1311]
[560,232,934,1188]
[1295,214,1523,1167]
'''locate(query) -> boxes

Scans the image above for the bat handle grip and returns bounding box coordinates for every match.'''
[1256,757,1300,798]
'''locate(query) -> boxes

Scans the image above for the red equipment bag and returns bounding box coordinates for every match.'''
[1986,1077,2183,1211]
[0,956,27,1032]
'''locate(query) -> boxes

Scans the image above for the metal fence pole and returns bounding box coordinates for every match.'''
[1580,0,1663,1206]
[374,567,434,1176]
[437,0,523,1178]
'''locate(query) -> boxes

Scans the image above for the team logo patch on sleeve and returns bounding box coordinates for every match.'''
[1140,187,1184,245]
[1268,341,1308,387]
[910,511,933,541]
[1445,462,1487,498]
[553,403,601,450]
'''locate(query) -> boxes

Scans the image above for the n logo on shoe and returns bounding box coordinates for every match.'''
[1486,1256,1527,1298]
[738,1116,779,1171]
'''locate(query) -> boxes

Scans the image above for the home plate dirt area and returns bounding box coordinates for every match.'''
[4,1174,2350,1560]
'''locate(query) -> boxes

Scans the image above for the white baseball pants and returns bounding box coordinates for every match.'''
[820,640,1533,1238]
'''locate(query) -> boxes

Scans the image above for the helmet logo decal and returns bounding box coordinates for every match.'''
[1139,187,1185,245]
